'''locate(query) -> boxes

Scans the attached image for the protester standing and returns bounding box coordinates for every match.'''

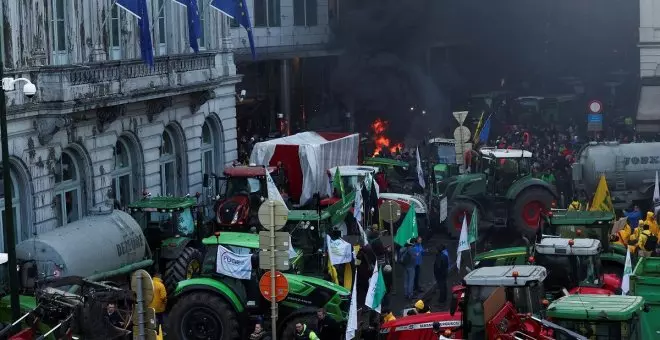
[399,240,416,299]
[434,244,450,306]
[149,273,167,328]
[316,308,340,339]
[413,236,425,294]
[624,206,642,231]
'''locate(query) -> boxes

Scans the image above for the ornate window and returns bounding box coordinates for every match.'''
[112,139,133,209]
[201,122,214,177]
[54,151,82,226]
[0,172,21,251]
[197,0,206,49]
[108,2,126,60]
[160,130,178,196]
[50,0,69,65]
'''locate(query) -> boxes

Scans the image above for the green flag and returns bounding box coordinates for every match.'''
[394,202,418,246]
[468,207,478,244]
[333,168,345,200]
[365,265,387,312]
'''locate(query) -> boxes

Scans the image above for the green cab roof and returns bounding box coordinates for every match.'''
[548,210,614,225]
[363,157,408,168]
[202,232,260,249]
[547,295,644,321]
[128,196,197,211]
[287,209,325,221]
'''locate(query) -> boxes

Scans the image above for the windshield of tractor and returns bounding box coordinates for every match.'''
[536,253,600,290]
[226,177,262,196]
[553,319,638,340]
[554,225,608,249]
[466,280,545,323]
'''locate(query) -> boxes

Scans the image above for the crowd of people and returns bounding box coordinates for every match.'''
[612,206,659,259]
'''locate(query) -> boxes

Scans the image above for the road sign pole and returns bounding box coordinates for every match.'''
[388,207,396,295]
[269,200,278,340]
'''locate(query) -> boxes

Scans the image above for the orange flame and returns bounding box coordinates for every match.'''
[370,118,404,156]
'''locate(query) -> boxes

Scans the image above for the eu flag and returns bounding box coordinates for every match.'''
[172,0,202,52]
[210,0,257,60]
[479,114,492,145]
[116,0,154,67]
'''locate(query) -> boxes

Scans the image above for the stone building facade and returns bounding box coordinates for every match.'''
[0,0,240,248]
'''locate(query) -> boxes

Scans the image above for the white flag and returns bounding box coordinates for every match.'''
[354,184,363,223]
[357,221,369,246]
[456,216,469,270]
[288,235,297,259]
[654,171,660,215]
[266,169,290,213]
[346,269,358,340]
[216,245,252,280]
[364,264,386,312]
[326,235,354,265]
[416,147,426,189]
[621,247,632,295]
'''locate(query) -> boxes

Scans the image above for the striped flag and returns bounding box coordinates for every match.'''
[364,264,386,312]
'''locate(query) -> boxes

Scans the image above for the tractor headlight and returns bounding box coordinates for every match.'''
[231,210,240,224]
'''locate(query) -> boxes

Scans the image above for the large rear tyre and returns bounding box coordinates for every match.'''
[445,200,477,239]
[510,188,554,240]
[280,314,317,339]
[164,247,204,294]
[168,292,240,340]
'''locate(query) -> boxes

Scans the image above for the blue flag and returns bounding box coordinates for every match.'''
[479,114,492,144]
[210,0,257,60]
[116,0,154,67]
[172,0,202,52]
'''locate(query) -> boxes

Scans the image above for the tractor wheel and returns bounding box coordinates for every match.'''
[445,200,477,239]
[168,292,240,340]
[164,247,204,294]
[280,314,316,339]
[511,188,554,240]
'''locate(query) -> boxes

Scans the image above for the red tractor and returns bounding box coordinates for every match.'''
[380,265,587,340]
[213,166,278,230]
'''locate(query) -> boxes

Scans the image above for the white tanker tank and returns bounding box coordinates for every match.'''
[572,141,660,209]
[16,210,151,286]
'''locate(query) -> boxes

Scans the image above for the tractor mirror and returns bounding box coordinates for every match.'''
[203,174,210,187]
[449,293,458,316]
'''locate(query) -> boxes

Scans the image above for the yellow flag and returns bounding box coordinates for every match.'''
[157,325,164,340]
[327,255,339,285]
[590,175,614,213]
[343,263,353,290]
[473,111,485,144]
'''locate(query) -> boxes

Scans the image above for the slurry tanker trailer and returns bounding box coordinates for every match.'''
[572,141,660,209]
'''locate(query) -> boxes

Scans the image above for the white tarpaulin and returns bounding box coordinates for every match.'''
[250,132,359,204]
[326,234,353,265]
[216,245,252,280]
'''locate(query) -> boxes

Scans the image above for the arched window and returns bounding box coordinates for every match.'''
[0,172,21,250]
[54,150,82,226]
[112,139,133,209]
[160,129,178,196]
[201,122,214,176]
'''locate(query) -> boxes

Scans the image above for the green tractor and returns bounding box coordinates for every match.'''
[128,196,210,293]
[474,237,622,301]
[363,156,414,193]
[168,232,350,340]
[546,294,647,340]
[542,209,626,274]
[439,147,557,239]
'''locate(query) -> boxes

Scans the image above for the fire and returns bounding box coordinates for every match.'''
[370,118,404,156]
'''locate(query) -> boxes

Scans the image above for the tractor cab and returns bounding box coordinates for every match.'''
[450,265,587,340]
[441,147,555,239]
[326,165,380,204]
[546,294,645,340]
[427,137,459,182]
[542,210,626,274]
[127,196,207,293]
[533,237,619,297]
[213,166,279,231]
[363,157,414,193]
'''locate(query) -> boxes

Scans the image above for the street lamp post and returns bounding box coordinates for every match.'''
[0,65,26,322]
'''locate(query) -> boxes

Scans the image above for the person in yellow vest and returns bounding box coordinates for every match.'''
[568,197,582,211]
[637,223,656,258]
[149,273,168,328]
[611,223,632,248]
[646,211,659,236]
[382,309,396,323]
[627,221,645,253]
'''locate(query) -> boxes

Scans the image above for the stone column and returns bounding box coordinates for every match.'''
[280,59,291,135]
[29,0,48,66]
[87,0,107,62]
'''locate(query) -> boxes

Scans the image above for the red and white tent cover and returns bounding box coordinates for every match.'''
[250,132,359,204]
